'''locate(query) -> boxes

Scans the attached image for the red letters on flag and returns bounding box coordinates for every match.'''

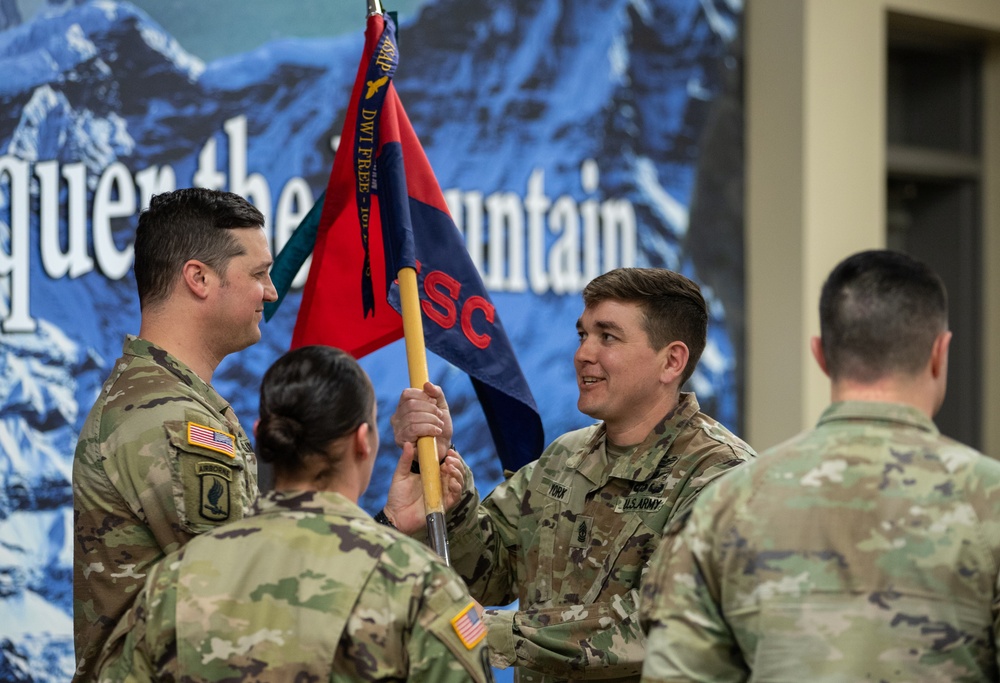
[289,13,544,472]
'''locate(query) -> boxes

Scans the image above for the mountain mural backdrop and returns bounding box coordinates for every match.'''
[0,0,743,678]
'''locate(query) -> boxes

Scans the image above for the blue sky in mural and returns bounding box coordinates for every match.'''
[16,0,430,58]
[0,1,743,679]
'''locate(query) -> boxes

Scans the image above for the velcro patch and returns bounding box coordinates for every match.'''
[570,515,592,548]
[538,476,569,501]
[615,496,666,513]
[196,461,232,522]
[450,602,487,649]
[187,422,235,458]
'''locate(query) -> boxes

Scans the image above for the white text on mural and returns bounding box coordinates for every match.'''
[0,115,636,333]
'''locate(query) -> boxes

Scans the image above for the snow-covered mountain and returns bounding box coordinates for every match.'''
[0,0,742,678]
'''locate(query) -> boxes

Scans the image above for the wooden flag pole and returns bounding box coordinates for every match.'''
[365,0,448,563]
[397,267,451,564]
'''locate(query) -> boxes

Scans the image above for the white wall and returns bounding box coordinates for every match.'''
[746,0,1000,451]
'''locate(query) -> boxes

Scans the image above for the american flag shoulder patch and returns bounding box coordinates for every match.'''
[187,422,236,458]
[450,602,486,649]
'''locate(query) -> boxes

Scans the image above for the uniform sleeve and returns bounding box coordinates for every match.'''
[483,584,646,678]
[144,417,254,539]
[449,461,650,679]
[639,489,748,683]
[74,405,226,677]
[664,449,752,527]
[94,555,173,683]
[92,406,251,552]
[446,460,535,608]
[76,411,250,675]
[94,602,154,683]
[408,559,495,682]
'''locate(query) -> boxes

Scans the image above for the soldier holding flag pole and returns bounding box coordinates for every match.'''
[389,267,756,682]
[268,0,545,562]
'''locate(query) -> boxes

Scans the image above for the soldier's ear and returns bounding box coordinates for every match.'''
[658,341,688,387]
[810,336,829,377]
[181,259,212,300]
[929,330,952,380]
[353,422,373,462]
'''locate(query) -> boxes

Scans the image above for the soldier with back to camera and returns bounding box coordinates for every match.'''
[640,249,1000,682]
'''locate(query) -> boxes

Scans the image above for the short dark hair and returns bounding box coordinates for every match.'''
[256,346,376,478]
[133,188,265,311]
[819,249,948,382]
[582,267,708,385]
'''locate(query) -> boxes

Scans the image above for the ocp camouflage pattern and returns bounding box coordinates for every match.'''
[95,490,494,682]
[640,400,1000,683]
[445,392,755,682]
[73,335,258,681]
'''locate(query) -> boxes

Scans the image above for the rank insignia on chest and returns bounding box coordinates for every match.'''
[187,422,235,457]
[451,602,487,649]
[570,515,593,548]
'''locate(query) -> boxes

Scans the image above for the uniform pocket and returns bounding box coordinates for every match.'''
[164,420,246,533]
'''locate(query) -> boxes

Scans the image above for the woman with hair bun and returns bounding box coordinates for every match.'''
[96,345,492,682]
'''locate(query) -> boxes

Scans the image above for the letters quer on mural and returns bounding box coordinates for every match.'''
[0,84,637,337]
[0,143,636,336]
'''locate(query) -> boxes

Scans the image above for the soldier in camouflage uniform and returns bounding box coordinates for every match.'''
[73,188,276,681]
[639,249,1000,682]
[96,345,493,682]
[385,268,756,682]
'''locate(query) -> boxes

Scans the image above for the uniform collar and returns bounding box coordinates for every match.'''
[572,392,701,485]
[818,400,939,435]
[123,334,233,415]
[252,489,364,517]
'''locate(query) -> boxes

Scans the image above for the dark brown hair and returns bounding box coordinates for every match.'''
[583,268,708,385]
[819,249,948,382]
[134,188,265,310]
[256,346,376,477]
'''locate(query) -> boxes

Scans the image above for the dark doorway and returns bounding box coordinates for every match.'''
[886,39,982,447]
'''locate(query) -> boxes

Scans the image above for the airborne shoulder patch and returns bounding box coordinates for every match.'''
[174,421,240,530]
[187,422,235,458]
[450,602,487,649]
[196,461,232,522]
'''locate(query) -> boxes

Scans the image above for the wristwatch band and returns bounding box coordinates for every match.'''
[373,508,396,529]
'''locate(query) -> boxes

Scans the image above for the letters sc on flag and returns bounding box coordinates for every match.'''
[284,11,544,473]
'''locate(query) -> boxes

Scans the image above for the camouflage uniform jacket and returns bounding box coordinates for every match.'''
[95,490,495,682]
[639,400,1000,683]
[446,392,755,682]
[73,335,257,682]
